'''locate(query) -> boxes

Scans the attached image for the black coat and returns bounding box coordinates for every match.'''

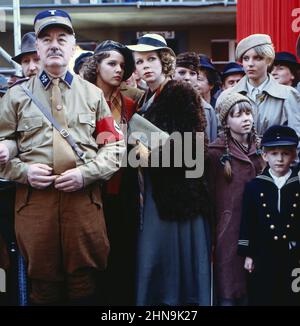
[142,80,210,221]
[238,169,300,305]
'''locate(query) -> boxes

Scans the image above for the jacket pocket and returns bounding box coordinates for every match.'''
[17,117,43,151]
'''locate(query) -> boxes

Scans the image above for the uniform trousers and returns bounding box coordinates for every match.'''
[14,183,109,304]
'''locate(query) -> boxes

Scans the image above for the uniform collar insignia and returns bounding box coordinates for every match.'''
[39,70,73,89]
[64,70,73,88]
[39,70,51,89]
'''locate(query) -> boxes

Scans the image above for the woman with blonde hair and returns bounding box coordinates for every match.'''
[127,34,211,306]
[216,34,300,140]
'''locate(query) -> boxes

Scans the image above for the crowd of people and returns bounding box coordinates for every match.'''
[1,8,300,306]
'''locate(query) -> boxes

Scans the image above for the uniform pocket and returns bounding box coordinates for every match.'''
[73,113,96,145]
[17,117,43,151]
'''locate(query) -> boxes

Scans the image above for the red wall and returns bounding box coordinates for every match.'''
[237,0,300,57]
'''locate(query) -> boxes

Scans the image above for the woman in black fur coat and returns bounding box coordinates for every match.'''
[127,34,211,306]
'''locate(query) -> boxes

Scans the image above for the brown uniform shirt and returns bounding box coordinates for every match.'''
[0,70,125,186]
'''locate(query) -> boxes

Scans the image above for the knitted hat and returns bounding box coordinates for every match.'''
[236,34,272,61]
[218,92,251,125]
[176,52,199,72]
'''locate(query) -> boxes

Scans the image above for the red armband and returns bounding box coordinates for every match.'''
[96,116,123,145]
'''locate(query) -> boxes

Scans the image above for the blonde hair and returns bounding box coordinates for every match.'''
[252,44,275,66]
[158,49,176,77]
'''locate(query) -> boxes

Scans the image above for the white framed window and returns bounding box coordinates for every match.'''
[211,39,236,71]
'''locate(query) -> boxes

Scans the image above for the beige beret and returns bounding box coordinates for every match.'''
[218,92,251,125]
[235,34,272,61]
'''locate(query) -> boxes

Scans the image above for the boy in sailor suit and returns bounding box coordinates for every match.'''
[238,125,300,305]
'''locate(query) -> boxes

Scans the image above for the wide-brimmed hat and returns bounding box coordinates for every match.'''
[222,62,245,80]
[94,40,135,81]
[273,51,300,68]
[12,32,37,64]
[261,125,298,147]
[127,33,175,57]
[236,34,272,61]
[34,9,74,37]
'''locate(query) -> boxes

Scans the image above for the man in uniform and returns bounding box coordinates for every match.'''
[0,9,125,305]
[12,32,41,78]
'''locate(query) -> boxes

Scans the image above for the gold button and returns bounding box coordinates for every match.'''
[263,203,267,207]
[270,225,275,229]
[286,224,290,228]
[274,236,278,240]
[266,214,270,218]
[296,193,299,197]
[283,235,287,239]
[56,105,62,111]
[293,203,297,208]
[260,193,264,197]
[291,213,295,217]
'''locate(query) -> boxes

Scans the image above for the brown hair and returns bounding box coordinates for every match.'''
[81,52,110,84]
[222,102,261,182]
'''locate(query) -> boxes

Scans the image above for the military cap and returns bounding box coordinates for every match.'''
[34,9,74,37]
[95,40,135,81]
[236,34,272,61]
[222,62,245,80]
[261,125,298,147]
[12,32,37,64]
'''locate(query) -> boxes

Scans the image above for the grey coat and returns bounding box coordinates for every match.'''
[216,75,300,140]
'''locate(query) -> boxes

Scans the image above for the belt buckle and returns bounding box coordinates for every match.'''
[60,128,69,138]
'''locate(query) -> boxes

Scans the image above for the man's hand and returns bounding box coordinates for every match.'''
[0,143,9,164]
[244,257,255,273]
[27,163,57,189]
[54,168,84,192]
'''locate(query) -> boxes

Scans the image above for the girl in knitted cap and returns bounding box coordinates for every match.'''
[207,92,264,306]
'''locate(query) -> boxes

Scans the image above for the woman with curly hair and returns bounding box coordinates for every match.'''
[127,34,211,306]
[82,40,139,305]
